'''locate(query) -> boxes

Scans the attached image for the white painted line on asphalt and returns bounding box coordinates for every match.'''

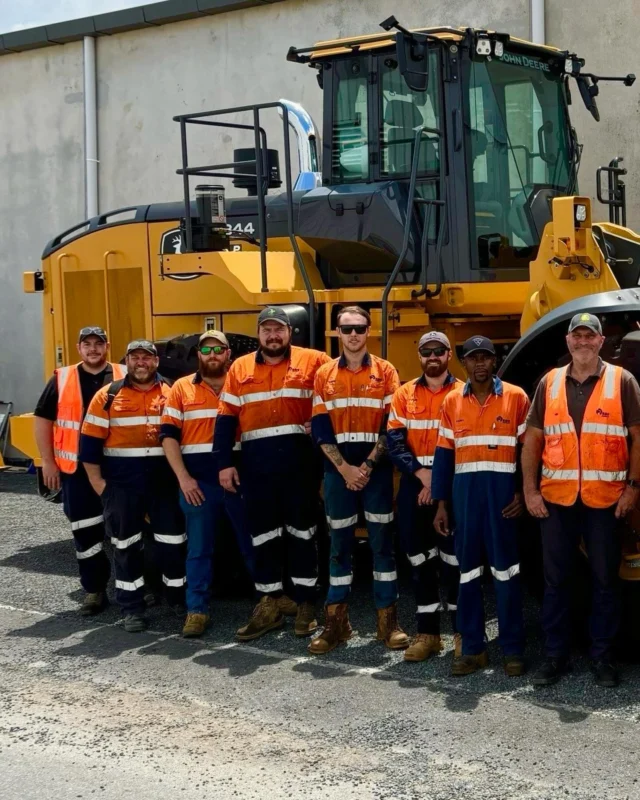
[0,603,50,617]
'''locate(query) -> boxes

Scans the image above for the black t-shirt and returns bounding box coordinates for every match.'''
[34,364,115,422]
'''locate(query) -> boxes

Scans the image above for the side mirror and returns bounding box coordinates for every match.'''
[576,75,600,122]
[396,31,429,92]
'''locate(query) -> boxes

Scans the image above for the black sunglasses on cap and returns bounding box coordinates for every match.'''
[419,346,448,357]
[339,325,368,335]
[199,345,228,355]
[78,326,107,342]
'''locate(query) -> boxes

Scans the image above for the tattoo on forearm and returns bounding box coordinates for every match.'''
[321,444,344,467]
[372,435,388,462]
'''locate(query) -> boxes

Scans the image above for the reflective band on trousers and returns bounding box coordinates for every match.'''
[70,514,104,531]
[286,525,316,540]
[491,563,520,581]
[324,396,384,411]
[456,435,516,448]
[255,581,283,592]
[111,532,143,549]
[253,528,282,547]
[57,419,81,430]
[334,432,379,444]
[581,422,628,437]
[454,461,516,474]
[417,603,442,613]
[181,443,213,454]
[76,542,104,560]
[291,576,318,586]
[154,533,187,545]
[84,413,109,429]
[163,575,186,587]
[110,416,162,427]
[115,577,144,591]
[439,550,459,566]
[364,510,394,523]
[373,570,397,581]
[241,424,306,441]
[460,566,484,584]
[55,448,78,462]
[329,574,353,586]
[407,553,426,567]
[416,455,434,466]
[104,447,165,457]
[327,514,358,529]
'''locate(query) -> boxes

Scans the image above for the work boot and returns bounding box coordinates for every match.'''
[453,632,463,658]
[236,596,284,641]
[376,604,410,650]
[308,603,352,654]
[294,602,318,637]
[503,656,526,677]
[80,591,108,617]
[532,657,571,687]
[451,651,489,676]
[276,595,298,617]
[404,634,443,662]
[182,612,210,638]
[590,660,619,688]
[123,613,147,633]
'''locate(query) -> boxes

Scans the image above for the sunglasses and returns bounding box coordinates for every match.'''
[339,325,368,335]
[419,346,448,357]
[199,345,228,355]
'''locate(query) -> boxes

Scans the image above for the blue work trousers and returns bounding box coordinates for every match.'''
[180,481,253,614]
[453,473,524,657]
[540,499,621,661]
[324,466,398,609]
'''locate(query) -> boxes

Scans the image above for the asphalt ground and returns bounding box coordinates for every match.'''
[1,470,640,799]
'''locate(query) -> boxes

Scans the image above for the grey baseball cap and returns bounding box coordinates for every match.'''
[418,331,451,350]
[257,306,290,327]
[568,312,602,335]
[126,339,158,356]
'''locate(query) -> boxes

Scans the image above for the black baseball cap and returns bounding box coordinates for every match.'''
[126,339,158,356]
[78,326,107,343]
[462,335,496,357]
[568,312,602,335]
[258,306,290,327]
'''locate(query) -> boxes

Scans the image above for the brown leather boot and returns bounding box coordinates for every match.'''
[308,603,352,654]
[404,634,443,662]
[451,651,489,676]
[276,595,297,617]
[294,602,318,636]
[236,596,284,641]
[453,632,463,659]
[376,603,409,650]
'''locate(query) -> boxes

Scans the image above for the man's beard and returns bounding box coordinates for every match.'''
[423,362,447,377]
[200,360,226,378]
[128,368,156,384]
[262,343,288,358]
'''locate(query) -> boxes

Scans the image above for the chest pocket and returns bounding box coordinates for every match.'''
[365,375,385,402]
[325,379,346,397]
[406,395,426,418]
[112,397,139,415]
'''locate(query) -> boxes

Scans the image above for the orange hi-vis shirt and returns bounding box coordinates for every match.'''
[541,363,629,508]
[53,361,125,474]
[214,346,330,471]
[312,352,400,469]
[387,372,463,472]
[435,376,530,475]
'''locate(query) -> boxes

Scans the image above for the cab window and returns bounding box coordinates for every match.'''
[331,58,369,183]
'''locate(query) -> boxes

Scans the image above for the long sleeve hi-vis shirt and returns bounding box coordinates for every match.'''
[431,376,530,501]
[80,376,172,484]
[312,353,400,470]
[387,372,463,475]
[214,346,330,473]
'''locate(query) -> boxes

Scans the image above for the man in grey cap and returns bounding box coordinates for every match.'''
[387,331,463,662]
[523,312,640,687]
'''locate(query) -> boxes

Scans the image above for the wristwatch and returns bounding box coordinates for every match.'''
[364,458,376,470]
[627,479,640,489]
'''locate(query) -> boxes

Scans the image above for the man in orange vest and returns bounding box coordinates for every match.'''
[34,326,126,616]
[387,331,463,662]
[523,313,640,687]
[160,330,253,638]
[432,336,530,677]
[80,340,186,633]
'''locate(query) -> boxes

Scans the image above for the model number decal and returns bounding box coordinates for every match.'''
[227,222,255,235]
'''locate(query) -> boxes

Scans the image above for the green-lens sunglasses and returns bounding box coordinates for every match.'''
[199,345,228,355]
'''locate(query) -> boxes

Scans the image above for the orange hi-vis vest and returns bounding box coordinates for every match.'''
[388,373,463,466]
[53,362,126,473]
[541,363,629,508]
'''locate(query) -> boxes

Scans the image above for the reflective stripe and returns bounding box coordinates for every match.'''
[456,435,517,448]
[439,550,459,566]
[255,581,283,592]
[582,470,628,481]
[582,422,627,437]
[57,366,72,394]
[383,394,394,405]
[110,416,162,426]
[164,407,183,421]
[286,525,316,540]
[439,427,454,440]
[115,576,144,591]
[253,528,282,547]
[427,547,439,560]
[327,514,358,529]
[550,366,567,400]
[364,510,394,523]
[57,419,81,430]
[220,391,241,406]
[84,414,109,429]
[544,422,575,436]
[54,448,78,462]
[70,514,104,531]
[335,432,378,444]
[291,576,318,587]
[76,542,104,560]
[104,447,165,456]
[238,388,313,405]
[163,575,186,587]
[446,602,457,611]
[407,553,426,567]
[541,467,580,480]
[313,395,324,407]
[111,532,143,549]
[373,570,397,582]
[491,563,520,581]
[417,603,442,613]
[454,461,516,474]
[388,410,407,425]
[416,455,434,466]
[405,418,440,430]
[183,408,218,421]
[604,363,615,399]
[154,533,187,545]
[325,396,383,411]
[233,441,242,451]
[180,443,213,454]
[459,566,484,584]
[329,574,353,586]
[517,423,527,437]
[241,424,306,441]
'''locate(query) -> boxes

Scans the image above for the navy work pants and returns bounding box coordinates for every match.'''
[453,473,524,657]
[324,466,398,609]
[540,499,621,661]
[61,467,110,594]
[180,481,253,614]
[397,474,459,634]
